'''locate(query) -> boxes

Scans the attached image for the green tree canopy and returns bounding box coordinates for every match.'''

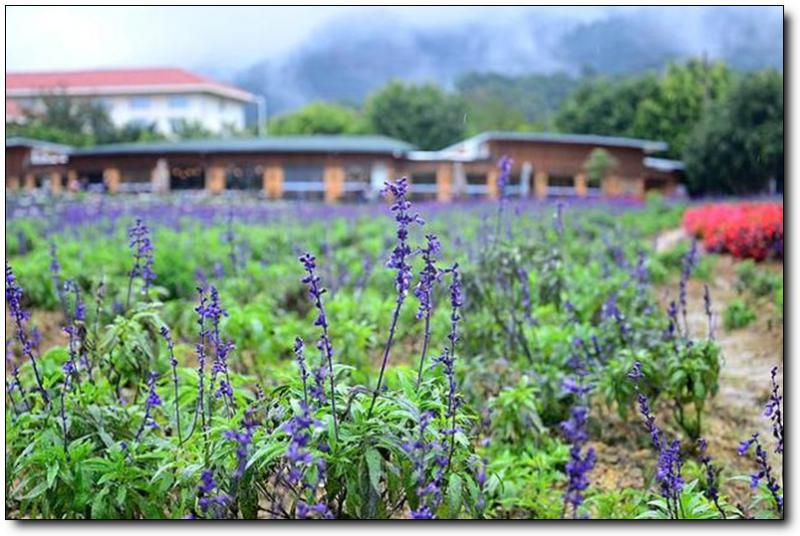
[583,148,618,187]
[6,93,165,146]
[683,69,783,195]
[632,59,732,157]
[554,74,660,138]
[268,102,366,135]
[364,81,466,150]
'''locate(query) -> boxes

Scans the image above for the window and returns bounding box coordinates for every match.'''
[129,96,151,109]
[283,164,324,184]
[168,95,190,108]
[548,175,574,188]
[94,97,113,109]
[226,164,263,190]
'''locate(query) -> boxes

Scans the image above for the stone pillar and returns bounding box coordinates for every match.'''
[24,173,36,191]
[324,162,345,203]
[7,176,20,190]
[104,168,121,193]
[263,164,284,200]
[436,162,452,203]
[520,162,532,198]
[534,171,548,199]
[151,159,170,193]
[486,168,499,200]
[67,170,79,192]
[205,165,225,194]
[50,172,63,194]
[574,173,587,197]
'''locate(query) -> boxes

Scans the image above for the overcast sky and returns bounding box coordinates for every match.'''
[5,5,605,74]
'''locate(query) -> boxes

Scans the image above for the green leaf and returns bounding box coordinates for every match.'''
[365,448,382,493]
[46,463,59,488]
[447,473,463,519]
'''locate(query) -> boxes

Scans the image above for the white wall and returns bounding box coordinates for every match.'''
[11,92,248,136]
[104,92,246,135]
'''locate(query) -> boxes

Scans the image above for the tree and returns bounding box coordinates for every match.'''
[683,70,783,195]
[456,71,580,132]
[554,74,660,138]
[170,119,215,140]
[583,148,618,187]
[6,93,165,146]
[268,102,366,135]
[632,59,732,157]
[364,81,466,150]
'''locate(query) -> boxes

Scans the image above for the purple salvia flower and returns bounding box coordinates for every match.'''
[135,371,162,442]
[49,242,69,319]
[497,155,512,195]
[405,411,446,519]
[299,252,339,439]
[435,264,463,466]
[560,363,595,518]
[195,469,230,519]
[415,234,442,387]
[160,325,183,445]
[697,438,726,518]
[294,337,310,406]
[5,263,49,405]
[368,177,423,418]
[738,433,783,515]
[629,362,684,518]
[678,239,698,337]
[126,218,156,307]
[282,402,333,518]
[763,366,783,455]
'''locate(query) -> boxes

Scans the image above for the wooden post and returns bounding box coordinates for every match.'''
[7,176,20,190]
[603,174,621,197]
[24,173,35,191]
[50,172,63,194]
[324,161,344,203]
[103,168,120,193]
[574,173,587,197]
[205,165,225,194]
[263,164,284,200]
[486,168,499,200]
[633,177,645,199]
[534,171,548,199]
[436,162,452,203]
[67,170,79,192]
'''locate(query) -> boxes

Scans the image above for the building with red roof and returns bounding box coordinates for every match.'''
[6,67,255,135]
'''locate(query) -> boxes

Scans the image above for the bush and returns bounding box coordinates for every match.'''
[723,298,756,330]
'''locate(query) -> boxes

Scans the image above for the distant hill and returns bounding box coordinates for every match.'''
[232,6,783,116]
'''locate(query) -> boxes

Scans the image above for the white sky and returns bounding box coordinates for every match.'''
[4,5,605,74]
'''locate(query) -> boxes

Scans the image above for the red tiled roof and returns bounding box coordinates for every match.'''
[6,67,252,100]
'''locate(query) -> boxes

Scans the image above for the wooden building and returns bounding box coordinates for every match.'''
[6,131,683,201]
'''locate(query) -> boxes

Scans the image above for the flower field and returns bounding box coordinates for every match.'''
[4,183,783,520]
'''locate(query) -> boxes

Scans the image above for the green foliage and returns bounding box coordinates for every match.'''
[4,197,773,519]
[554,74,660,139]
[584,148,618,187]
[723,298,756,330]
[364,81,467,150]
[456,71,580,133]
[269,102,367,135]
[6,93,166,147]
[683,69,784,195]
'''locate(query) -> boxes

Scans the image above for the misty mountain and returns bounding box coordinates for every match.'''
[232,6,783,116]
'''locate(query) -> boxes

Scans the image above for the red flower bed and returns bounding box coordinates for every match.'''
[683,202,783,261]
